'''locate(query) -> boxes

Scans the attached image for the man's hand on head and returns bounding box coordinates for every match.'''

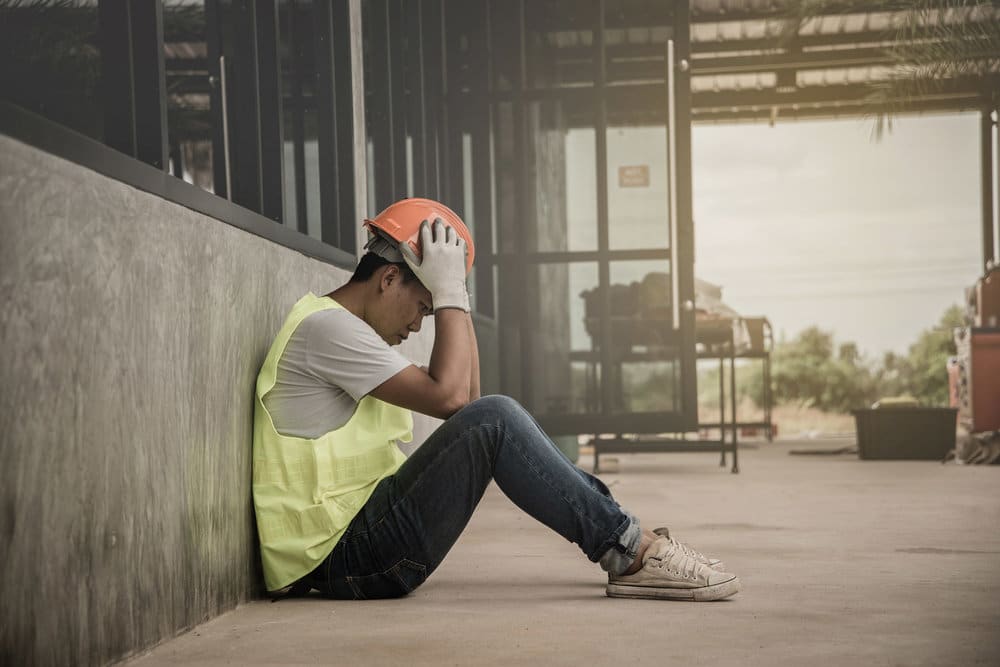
[372,218,474,419]
[400,219,470,313]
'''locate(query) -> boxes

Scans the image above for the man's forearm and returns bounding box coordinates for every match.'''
[427,308,473,413]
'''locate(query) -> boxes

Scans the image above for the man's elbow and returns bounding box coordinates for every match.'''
[439,392,471,418]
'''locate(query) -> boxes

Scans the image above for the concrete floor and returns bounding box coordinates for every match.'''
[127,440,1000,666]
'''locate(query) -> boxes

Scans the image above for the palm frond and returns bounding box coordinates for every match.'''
[777,0,1000,139]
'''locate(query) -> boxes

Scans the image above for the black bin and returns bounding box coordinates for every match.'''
[852,407,958,460]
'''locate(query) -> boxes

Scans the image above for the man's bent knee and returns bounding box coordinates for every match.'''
[454,394,526,423]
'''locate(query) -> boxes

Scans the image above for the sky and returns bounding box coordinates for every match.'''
[690,112,989,359]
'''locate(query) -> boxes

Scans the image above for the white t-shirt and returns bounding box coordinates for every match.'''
[263,303,412,439]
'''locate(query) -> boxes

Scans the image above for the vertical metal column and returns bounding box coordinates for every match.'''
[718,356,726,467]
[406,0,428,196]
[205,0,228,201]
[348,0,369,254]
[387,0,408,198]
[255,0,285,222]
[443,0,467,211]
[365,0,394,210]
[224,0,283,216]
[487,0,523,402]
[596,0,614,418]
[365,0,407,208]
[672,0,697,429]
[764,353,774,442]
[333,0,361,251]
[421,0,444,200]
[983,108,997,271]
[225,0,261,209]
[288,2,309,233]
[99,2,137,159]
[730,347,739,473]
[512,0,535,409]
[99,1,168,171]
[316,1,341,243]
[131,1,168,170]
[471,0,496,319]
[317,0,360,250]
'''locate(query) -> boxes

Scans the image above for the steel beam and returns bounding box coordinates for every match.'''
[692,97,986,124]
[255,0,284,222]
[983,108,997,272]
[99,1,169,171]
[348,0,368,254]
[692,79,985,110]
[693,46,893,75]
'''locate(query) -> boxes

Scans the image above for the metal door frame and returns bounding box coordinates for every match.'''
[482,0,697,435]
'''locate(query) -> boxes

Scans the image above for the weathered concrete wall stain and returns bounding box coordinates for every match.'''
[0,135,438,666]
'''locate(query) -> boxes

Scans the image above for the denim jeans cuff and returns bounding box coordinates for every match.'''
[597,514,642,575]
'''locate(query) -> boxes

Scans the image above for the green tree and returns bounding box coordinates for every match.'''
[768,326,878,412]
[771,327,831,408]
[892,304,965,404]
[750,305,964,414]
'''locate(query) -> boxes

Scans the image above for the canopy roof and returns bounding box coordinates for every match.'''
[689,0,999,123]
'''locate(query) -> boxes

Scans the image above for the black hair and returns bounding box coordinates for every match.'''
[348,251,419,284]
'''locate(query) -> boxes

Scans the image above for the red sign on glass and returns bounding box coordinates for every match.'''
[618,165,649,188]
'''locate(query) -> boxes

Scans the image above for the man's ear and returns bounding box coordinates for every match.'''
[379,264,399,292]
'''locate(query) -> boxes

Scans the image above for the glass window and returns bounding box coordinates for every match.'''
[525,0,597,89]
[164,0,218,193]
[604,0,673,85]
[606,118,670,250]
[493,101,519,254]
[0,0,103,143]
[279,0,322,238]
[607,259,679,414]
[488,0,520,92]
[525,98,599,252]
[462,131,478,313]
[522,262,600,415]
[362,0,404,211]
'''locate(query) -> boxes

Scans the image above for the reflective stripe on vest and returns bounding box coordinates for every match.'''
[252,293,412,591]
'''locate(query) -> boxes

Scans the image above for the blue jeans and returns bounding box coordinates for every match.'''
[301,395,642,599]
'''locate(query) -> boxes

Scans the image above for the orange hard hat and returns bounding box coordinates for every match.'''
[363,198,475,275]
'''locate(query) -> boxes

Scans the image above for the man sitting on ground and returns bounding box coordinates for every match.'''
[252,197,740,602]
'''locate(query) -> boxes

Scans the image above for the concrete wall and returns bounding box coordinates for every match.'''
[0,135,438,666]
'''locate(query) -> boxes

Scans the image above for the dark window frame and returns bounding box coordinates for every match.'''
[1,101,357,270]
[2,0,366,270]
[478,0,698,432]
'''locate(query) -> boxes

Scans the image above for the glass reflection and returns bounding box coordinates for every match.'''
[0,0,103,142]
[523,262,600,415]
[488,0,520,91]
[607,122,669,250]
[525,0,597,89]
[279,0,321,238]
[493,102,518,254]
[604,0,672,85]
[605,260,679,414]
[525,99,598,252]
[164,0,216,193]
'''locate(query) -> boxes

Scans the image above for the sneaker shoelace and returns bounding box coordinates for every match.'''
[646,537,705,581]
[668,535,711,564]
[653,527,712,566]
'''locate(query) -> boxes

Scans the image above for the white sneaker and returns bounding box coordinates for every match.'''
[653,526,726,572]
[607,535,740,601]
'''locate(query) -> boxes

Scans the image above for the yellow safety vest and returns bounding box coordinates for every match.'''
[252,293,412,591]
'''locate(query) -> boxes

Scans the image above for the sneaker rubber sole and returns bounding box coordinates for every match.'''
[606,574,741,601]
